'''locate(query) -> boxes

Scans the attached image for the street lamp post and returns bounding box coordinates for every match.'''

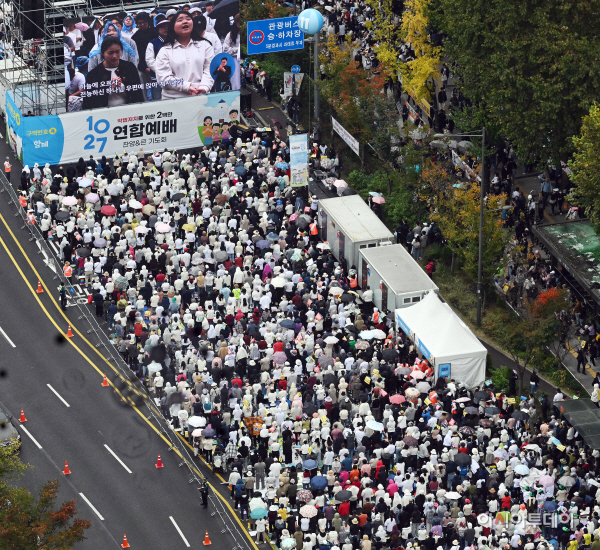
[433,128,486,326]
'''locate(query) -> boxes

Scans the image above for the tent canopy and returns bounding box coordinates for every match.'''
[395,292,487,388]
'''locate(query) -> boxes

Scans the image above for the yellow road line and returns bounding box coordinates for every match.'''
[565,342,596,376]
[0,216,262,550]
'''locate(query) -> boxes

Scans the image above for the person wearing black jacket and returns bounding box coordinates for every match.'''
[82,36,145,110]
[131,12,157,98]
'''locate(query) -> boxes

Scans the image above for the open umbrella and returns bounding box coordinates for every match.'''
[558,476,576,487]
[454,453,471,466]
[182,223,196,232]
[359,330,374,339]
[281,539,296,550]
[107,184,120,196]
[300,505,317,518]
[275,161,290,170]
[396,367,412,375]
[371,329,387,339]
[55,211,70,221]
[416,381,431,393]
[201,427,216,436]
[79,177,92,188]
[86,193,99,203]
[478,418,493,428]
[142,204,156,215]
[101,205,116,216]
[62,196,78,206]
[473,391,490,404]
[297,489,313,503]
[511,410,529,421]
[256,240,270,249]
[543,501,558,512]
[266,232,280,242]
[455,397,471,403]
[334,490,352,502]
[214,250,228,262]
[367,420,384,432]
[340,294,355,303]
[459,426,474,436]
[539,475,555,488]
[410,370,426,380]
[324,336,338,345]
[171,192,185,202]
[403,436,418,447]
[310,476,327,490]
[156,223,171,233]
[279,319,295,329]
[445,491,461,500]
[187,417,205,428]
[484,406,501,416]
[493,449,508,459]
[135,226,149,234]
[464,406,479,415]
[191,428,204,437]
[382,349,399,361]
[271,277,286,288]
[93,238,107,248]
[514,464,530,475]
[303,459,318,470]
[524,443,541,452]
[76,248,91,258]
[129,199,143,209]
[341,188,357,196]
[329,287,344,297]
[333,179,348,188]
[316,242,330,250]
[250,508,268,519]
[354,340,370,350]
[389,394,405,404]
[372,196,386,204]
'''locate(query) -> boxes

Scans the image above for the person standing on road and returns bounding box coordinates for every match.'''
[59,283,67,310]
[4,157,11,183]
[198,479,209,508]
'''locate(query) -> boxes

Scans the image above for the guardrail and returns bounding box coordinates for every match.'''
[0,173,250,550]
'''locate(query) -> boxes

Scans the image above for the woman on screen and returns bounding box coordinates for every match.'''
[121,14,137,37]
[82,35,145,110]
[87,22,139,71]
[155,11,214,99]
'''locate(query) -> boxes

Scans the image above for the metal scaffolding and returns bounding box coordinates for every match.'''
[0,0,92,116]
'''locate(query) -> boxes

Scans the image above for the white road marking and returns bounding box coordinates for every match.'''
[20,425,42,449]
[0,326,15,348]
[48,240,59,254]
[79,493,104,520]
[169,516,190,547]
[35,241,57,274]
[103,444,132,474]
[46,384,70,407]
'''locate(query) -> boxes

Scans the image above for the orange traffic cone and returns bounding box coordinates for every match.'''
[19,408,27,423]
[121,534,131,548]
[63,461,71,475]
[66,325,74,338]
[155,454,164,469]
[203,531,212,545]
[36,281,43,293]
[101,374,109,387]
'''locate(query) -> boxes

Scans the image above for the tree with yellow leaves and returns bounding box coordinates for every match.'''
[367,0,440,102]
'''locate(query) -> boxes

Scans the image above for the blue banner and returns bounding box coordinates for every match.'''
[289,133,308,187]
[247,17,304,55]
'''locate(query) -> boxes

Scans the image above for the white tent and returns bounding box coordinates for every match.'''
[395,292,487,388]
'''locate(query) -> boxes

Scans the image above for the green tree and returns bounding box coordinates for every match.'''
[568,103,600,232]
[0,443,91,549]
[434,0,600,164]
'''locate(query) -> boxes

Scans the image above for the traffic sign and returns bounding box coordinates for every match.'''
[247,17,304,55]
[291,65,301,74]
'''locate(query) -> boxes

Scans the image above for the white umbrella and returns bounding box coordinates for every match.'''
[86,193,100,203]
[416,381,431,393]
[430,140,449,150]
[187,416,205,428]
[46,193,59,201]
[107,184,120,196]
[333,179,348,188]
[135,225,150,234]
[129,199,143,209]
[514,464,530,475]
[329,287,343,296]
[79,177,92,188]
[445,492,461,500]
[324,336,338,345]
[458,140,476,153]
[371,329,387,339]
[62,196,78,206]
[156,223,171,233]
[147,361,162,374]
[366,420,384,431]
[271,277,286,288]
[316,242,330,250]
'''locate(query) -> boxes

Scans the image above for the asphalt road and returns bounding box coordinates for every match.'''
[0,162,255,548]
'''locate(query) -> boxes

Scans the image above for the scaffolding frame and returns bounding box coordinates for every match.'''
[0,0,93,115]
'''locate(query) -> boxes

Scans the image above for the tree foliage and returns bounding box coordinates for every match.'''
[368,0,440,102]
[430,180,508,285]
[568,103,600,233]
[0,443,91,549]
[434,0,600,163]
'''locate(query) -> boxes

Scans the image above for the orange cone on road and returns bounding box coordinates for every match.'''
[203,531,212,545]
[101,374,109,387]
[36,281,43,293]
[19,408,27,423]
[121,534,131,548]
[66,325,74,338]
[63,461,71,475]
[155,454,164,468]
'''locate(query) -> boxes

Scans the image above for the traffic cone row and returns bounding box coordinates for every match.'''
[66,325,74,338]
[36,281,43,293]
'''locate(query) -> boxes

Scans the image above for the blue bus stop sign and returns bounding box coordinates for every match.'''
[291,65,301,74]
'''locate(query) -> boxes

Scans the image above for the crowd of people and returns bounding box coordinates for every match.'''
[64,3,240,111]
[13,117,598,550]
